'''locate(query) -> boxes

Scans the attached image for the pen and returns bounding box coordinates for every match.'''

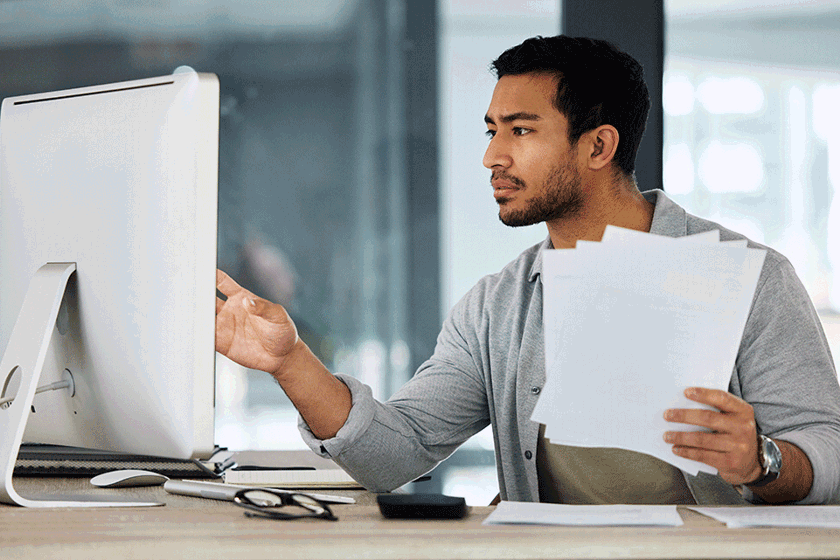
[163,479,356,505]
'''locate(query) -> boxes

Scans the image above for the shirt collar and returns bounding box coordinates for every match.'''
[528,236,555,282]
[644,189,688,238]
[528,189,686,283]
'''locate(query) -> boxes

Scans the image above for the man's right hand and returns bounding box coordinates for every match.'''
[215,269,352,440]
[215,269,299,377]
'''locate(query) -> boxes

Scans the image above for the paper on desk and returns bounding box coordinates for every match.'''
[483,501,683,526]
[688,506,840,528]
[532,228,766,475]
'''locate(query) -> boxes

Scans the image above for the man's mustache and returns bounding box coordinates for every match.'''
[491,171,526,188]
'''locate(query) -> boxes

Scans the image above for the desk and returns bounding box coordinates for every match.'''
[3,453,840,560]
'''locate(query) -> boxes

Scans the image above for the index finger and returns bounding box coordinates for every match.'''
[216,269,244,298]
[683,387,748,413]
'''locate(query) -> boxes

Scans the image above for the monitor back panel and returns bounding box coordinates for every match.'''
[0,72,219,459]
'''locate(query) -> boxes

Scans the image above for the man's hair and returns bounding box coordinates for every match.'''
[491,35,650,177]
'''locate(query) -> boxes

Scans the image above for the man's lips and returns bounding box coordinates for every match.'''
[493,179,520,199]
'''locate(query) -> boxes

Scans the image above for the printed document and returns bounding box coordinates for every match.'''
[689,506,840,528]
[532,226,766,475]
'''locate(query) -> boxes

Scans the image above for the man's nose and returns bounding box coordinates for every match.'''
[483,136,512,169]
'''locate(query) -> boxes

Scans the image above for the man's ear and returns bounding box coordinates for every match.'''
[584,125,619,171]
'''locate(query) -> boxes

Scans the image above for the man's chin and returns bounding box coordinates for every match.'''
[498,209,541,228]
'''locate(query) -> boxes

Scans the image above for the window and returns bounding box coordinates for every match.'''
[0,0,438,452]
[665,0,840,364]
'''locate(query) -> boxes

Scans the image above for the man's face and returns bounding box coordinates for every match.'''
[483,73,584,227]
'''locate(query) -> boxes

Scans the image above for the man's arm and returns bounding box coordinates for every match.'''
[660,250,840,505]
[664,387,813,503]
[216,268,493,494]
[215,270,351,439]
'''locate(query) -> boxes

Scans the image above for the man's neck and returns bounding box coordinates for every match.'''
[545,185,654,249]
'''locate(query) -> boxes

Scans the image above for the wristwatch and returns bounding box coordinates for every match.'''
[746,434,782,487]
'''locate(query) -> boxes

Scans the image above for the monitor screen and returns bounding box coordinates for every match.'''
[0,71,219,471]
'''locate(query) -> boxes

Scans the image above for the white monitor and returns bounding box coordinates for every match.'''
[0,70,219,507]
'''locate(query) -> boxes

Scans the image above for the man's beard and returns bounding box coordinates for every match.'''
[496,160,584,228]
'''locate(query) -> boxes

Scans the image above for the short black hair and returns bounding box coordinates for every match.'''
[491,35,650,177]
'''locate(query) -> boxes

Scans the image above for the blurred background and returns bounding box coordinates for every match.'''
[1,0,839,505]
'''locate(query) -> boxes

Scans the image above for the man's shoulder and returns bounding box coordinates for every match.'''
[684,212,789,273]
[477,238,546,287]
[454,239,547,314]
[648,189,788,273]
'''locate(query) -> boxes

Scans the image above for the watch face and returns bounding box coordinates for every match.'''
[748,435,783,487]
[762,436,783,471]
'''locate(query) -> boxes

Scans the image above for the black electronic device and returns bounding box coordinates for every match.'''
[377,493,468,519]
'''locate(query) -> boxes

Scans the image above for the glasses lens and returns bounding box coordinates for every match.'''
[235,489,335,520]
[241,490,283,508]
[288,493,328,515]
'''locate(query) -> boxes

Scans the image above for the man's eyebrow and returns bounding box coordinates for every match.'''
[484,112,543,124]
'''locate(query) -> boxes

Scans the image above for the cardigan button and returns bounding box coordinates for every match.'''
[524,450,533,460]
[530,386,541,395]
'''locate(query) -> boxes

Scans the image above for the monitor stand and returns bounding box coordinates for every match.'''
[0,263,161,507]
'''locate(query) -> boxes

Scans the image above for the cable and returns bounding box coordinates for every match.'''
[0,379,73,408]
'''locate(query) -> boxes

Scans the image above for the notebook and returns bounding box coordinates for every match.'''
[222,467,363,489]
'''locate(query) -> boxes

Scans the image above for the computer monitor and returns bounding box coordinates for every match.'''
[0,70,219,507]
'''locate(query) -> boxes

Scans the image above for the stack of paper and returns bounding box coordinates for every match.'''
[483,501,683,526]
[532,226,766,475]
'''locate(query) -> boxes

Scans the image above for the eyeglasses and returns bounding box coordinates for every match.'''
[232,488,338,521]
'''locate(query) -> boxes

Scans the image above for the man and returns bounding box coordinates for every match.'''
[216,35,840,505]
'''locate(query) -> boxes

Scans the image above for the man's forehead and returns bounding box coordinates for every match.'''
[485,73,560,122]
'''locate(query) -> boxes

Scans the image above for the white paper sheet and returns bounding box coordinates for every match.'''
[483,501,683,526]
[688,506,840,528]
[599,225,720,246]
[598,225,746,248]
[533,227,766,475]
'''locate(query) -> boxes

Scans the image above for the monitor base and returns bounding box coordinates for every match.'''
[0,263,160,507]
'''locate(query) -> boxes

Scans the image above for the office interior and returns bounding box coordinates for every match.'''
[2,0,839,506]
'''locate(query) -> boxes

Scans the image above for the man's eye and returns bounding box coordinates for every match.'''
[513,127,531,136]
[485,129,496,139]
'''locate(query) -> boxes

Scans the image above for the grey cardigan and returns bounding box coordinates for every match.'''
[300,190,840,505]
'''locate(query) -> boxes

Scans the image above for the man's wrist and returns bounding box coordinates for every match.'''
[268,339,351,441]
[270,338,314,382]
[744,435,782,488]
[740,439,813,504]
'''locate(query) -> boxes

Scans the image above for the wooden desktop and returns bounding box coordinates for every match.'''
[3,451,840,560]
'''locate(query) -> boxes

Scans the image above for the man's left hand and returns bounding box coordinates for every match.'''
[664,387,763,485]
